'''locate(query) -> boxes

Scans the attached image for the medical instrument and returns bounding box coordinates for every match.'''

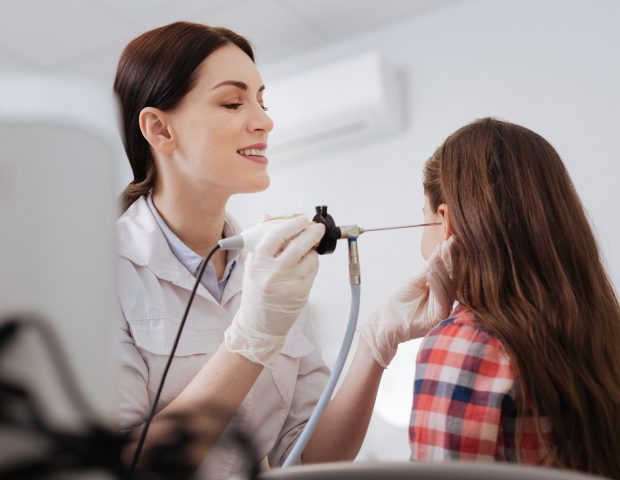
[361,222,442,232]
[218,205,440,254]
[217,216,296,252]
[129,205,440,474]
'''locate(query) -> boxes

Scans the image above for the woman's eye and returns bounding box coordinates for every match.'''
[223,103,243,110]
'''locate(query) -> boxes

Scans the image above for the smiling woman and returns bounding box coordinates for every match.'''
[143,44,272,212]
[113,22,328,479]
[115,25,272,217]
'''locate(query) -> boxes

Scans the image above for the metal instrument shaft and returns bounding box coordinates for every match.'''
[360,222,441,233]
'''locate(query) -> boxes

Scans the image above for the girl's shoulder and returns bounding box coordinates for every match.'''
[422,304,512,367]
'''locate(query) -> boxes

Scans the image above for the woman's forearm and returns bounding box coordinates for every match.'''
[126,344,263,468]
[301,339,384,463]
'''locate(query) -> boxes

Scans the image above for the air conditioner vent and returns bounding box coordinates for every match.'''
[266,51,404,159]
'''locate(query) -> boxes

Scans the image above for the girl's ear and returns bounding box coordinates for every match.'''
[437,203,451,240]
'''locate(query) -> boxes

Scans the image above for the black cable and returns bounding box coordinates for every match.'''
[129,244,221,476]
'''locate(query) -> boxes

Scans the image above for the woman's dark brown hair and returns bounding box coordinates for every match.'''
[424,118,620,477]
[114,21,254,212]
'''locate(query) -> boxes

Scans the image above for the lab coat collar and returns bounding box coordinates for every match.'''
[117,196,245,306]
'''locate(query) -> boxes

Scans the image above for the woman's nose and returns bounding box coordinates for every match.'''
[250,104,274,134]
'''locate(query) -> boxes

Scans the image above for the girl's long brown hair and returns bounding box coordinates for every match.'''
[424,118,620,477]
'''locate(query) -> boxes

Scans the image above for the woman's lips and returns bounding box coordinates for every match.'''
[238,152,268,165]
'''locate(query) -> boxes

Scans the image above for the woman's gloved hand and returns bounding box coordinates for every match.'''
[224,215,325,367]
[358,236,456,368]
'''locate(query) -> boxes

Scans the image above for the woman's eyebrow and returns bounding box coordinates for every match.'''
[211,80,265,92]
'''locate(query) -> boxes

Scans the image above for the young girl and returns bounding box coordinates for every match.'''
[410,118,620,478]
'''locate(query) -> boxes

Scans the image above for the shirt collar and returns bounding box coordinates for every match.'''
[146,192,239,278]
[117,196,245,302]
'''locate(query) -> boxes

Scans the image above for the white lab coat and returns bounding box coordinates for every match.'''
[116,197,329,479]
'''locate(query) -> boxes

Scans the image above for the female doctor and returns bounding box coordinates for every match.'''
[115,21,454,478]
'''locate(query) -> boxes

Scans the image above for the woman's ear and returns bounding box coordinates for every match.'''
[138,107,175,155]
[437,203,452,240]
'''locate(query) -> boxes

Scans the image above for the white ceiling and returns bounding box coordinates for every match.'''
[0,0,465,86]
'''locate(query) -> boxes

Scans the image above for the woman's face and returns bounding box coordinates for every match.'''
[421,195,445,259]
[166,43,274,195]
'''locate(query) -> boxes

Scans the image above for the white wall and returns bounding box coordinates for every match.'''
[227,0,620,460]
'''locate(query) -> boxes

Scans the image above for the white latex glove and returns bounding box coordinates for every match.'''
[224,215,325,367]
[358,236,456,368]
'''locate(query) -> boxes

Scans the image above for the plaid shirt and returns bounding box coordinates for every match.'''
[409,305,552,465]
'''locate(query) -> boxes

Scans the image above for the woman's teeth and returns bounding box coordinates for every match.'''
[238,148,266,156]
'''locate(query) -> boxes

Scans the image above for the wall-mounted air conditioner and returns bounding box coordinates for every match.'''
[266,51,404,159]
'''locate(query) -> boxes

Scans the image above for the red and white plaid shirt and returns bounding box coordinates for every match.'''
[409,305,553,465]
